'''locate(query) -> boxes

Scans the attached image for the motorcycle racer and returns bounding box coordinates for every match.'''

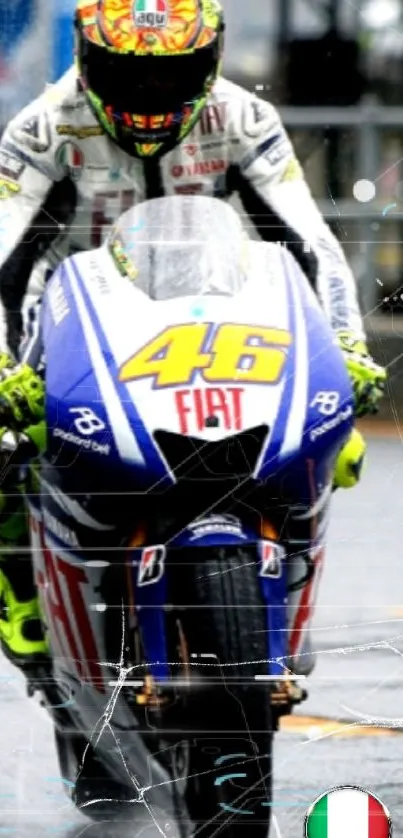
[0,0,385,680]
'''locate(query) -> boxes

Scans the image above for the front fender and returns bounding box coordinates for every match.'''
[130,516,289,682]
[169,514,258,548]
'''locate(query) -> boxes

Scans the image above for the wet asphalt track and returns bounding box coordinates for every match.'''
[0,434,402,838]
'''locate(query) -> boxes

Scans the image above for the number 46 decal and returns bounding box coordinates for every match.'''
[119,323,292,389]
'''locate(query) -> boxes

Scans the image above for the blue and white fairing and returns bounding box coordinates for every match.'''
[38,196,355,686]
[41,195,354,491]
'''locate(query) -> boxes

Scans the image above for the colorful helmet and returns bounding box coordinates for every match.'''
[75,0,225,160]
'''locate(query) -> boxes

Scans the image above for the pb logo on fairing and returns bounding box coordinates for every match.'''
[69,407,106,436]
[310,392,340,417]
[137,546,166,586]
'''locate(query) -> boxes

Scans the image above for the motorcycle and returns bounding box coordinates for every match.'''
[5,195,354,836]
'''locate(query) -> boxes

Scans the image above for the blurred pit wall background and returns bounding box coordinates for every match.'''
[0,0,402,425]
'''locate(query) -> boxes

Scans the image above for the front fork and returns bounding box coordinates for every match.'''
[128,530,311,722]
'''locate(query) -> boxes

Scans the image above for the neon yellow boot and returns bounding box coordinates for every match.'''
[333,427,366,489]
[0,485,49,669]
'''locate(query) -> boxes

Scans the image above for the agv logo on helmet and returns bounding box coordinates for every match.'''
[133,0,168,29]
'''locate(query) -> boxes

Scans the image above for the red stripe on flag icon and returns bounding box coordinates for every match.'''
[70,146,83,169]
[368,794,391,838]
[137,545,166,586]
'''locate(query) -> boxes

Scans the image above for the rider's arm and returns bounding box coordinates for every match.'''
[230,93,365,341]
[0,90,77,357]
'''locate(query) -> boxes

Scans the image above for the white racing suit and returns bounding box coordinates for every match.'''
[0,66,365,676]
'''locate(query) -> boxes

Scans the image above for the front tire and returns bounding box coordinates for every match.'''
[172,546,273,838]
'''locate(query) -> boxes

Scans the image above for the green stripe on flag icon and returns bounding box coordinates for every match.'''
[305,787,391,838]
[135,0,166,9]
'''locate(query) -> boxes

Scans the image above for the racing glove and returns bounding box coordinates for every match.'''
[0,355,45,448]
[336,331,387,418]
[0,357,46,541]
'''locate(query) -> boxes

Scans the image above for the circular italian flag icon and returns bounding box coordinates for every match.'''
[305,786,392,838]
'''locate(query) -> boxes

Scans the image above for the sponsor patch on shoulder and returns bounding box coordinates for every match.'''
[266,133,292,165]
[250,99,270,124]
[10,112,51,154]
[1,141,55,179]
[240,131,291,172]
[56,124,104,139]
[242,97,277,138]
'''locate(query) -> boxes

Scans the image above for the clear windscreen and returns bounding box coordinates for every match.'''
[107,195,249,300]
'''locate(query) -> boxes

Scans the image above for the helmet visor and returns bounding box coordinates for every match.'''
[78,37,218,114]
